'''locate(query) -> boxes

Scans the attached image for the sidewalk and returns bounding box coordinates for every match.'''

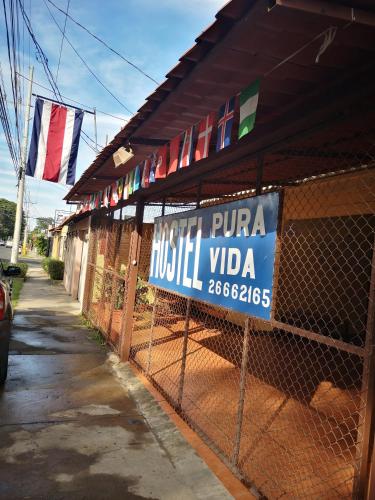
[0,264,234,500]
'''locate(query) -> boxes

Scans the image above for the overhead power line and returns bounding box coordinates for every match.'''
[55,0,70,83]
[16,71,129,123]
[18,0,101,154]
[2,0,23,164]
[46,0,159,86]
[43,0,134,115]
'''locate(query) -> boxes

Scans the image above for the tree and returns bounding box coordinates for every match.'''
[35,217,54,233]
[34,234,49,256]
[0,198,25,240]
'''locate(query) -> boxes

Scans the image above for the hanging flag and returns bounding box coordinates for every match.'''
[195,112,215,161]
[26,98,84,185]
[128,170,134,195]
[103,186,110,208]
[83,195,90,212]
[133,164,141,191]
[110,182,118,207]
[168,134,181,175]
[117,178,124,202]
[90,193,96,210]
[155,145,168,179]
[123,174,130,200]
[216,97,235,151]
[141,158,151,188]
[95,192,101,209]
[239,80,260,139]
[149,153,157,183]
[179,126,194,169]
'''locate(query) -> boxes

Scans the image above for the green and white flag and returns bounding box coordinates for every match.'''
[239,79,260,139]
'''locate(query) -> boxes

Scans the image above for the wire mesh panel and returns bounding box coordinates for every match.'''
[180,301,245,462]
[126,164,374,498]
[238,321,364,499]
[82,215,134,351]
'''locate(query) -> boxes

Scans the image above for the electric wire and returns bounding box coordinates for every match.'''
[55,0,70,83]
[2,0,22,164]
[16,72,129,123]
[43,0,134,115]
[46,0,159,86]
[18,0,101,153]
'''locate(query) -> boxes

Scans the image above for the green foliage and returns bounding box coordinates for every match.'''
[35,234,49,256]
[46,259,64,280]
[87,328,106,347]
[36,217,54,232]
[16,262,28,278]
[0,198,25,240]
[41,257,51,272]
[80,315,106,349]
[11,277,24,308]
[136,277,154,305]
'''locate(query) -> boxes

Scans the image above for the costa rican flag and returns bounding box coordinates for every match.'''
[216,97,235,151]
[26,98,84,185]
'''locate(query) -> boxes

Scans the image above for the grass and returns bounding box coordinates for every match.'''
[80,315,107,348]
[11,277,24,308]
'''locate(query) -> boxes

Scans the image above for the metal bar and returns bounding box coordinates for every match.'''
[232,316,251,466]
[146,288,158,376]
[353,237,375,498]
[178,298,192,407]
[32,93,95,114]
[196,181,202,209]
[256,156,263,196]
[270,189,284,322]
[119,200,145,361]
[271,319,365,357]
[161,198,166,217]
[367,436,375,500]
[107,224,122,339]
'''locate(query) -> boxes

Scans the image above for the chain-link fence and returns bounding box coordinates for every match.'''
[83,215,135,350]
[127,162,374,498]
[81,112,375,498]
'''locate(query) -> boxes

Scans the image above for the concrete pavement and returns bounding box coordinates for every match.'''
[0,263,233,500]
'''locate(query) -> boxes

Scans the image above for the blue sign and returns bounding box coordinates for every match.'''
[149,192,280,320]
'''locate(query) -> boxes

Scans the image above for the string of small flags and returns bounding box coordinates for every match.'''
[77,79,260,214]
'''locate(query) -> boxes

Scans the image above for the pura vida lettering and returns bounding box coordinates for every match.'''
[148,192,279,320]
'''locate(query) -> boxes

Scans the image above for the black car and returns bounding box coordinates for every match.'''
[0,261,21,385]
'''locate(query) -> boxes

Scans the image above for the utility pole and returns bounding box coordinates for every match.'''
[21,195,33,256]
[11,66,34,264]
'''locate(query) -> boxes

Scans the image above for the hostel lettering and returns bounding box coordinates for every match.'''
[149,192,279,320]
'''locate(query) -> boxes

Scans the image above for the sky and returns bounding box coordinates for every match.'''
[0,0,226,227]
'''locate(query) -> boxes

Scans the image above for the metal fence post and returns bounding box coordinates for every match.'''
[354,238,375,498]
[119,200,145,361]
[232,316,251,467]
[178,298,192,408]
[146,288,158,376]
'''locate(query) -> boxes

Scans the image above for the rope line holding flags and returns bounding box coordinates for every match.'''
[77,77,261,215]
